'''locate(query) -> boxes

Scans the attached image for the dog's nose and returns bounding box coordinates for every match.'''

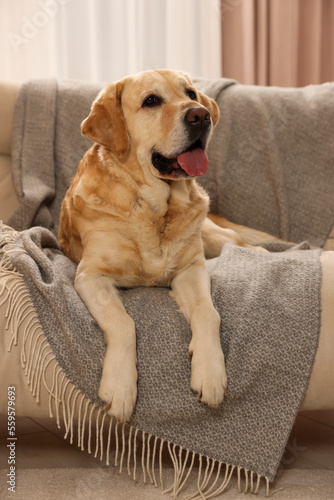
[185,107,211,127]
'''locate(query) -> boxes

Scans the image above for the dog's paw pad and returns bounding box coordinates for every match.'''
[190,349,227,408]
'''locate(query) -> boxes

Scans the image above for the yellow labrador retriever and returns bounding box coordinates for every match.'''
[58,69,272,422]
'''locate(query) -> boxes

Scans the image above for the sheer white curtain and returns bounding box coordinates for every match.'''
[0,0,222,83]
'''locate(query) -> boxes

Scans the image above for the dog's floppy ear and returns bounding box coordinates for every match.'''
[81,82,130,158]
[197,91,220,127]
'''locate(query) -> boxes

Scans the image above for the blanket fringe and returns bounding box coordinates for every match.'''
[0,224,272,499]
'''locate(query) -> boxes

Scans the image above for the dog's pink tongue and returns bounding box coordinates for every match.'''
[177,148,208,177]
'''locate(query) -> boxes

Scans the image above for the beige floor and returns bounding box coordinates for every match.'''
[0,410,334,499]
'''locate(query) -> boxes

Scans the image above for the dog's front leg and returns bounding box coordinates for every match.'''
[170,260,227,407]
[75,268,137,422]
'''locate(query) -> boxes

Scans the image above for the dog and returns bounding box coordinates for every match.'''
[58,69,276,422]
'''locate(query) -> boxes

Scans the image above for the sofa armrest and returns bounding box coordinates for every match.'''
[0,80,19,156]
[0,81,19,223]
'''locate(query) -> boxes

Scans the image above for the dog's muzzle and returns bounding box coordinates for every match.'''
[152,106,212,178]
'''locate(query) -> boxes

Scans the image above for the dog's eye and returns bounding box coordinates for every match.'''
[186,89,197,100]
[142,94,162,108]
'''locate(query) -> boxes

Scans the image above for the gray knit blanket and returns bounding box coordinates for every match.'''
[3,77,333,489]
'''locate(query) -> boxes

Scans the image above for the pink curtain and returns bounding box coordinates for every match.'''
[221,0,334,86]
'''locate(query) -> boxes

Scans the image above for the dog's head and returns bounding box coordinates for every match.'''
[81,69,220,180]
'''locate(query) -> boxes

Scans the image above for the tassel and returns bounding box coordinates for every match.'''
[120,423,126,473]
[127,425,134,475]
[106,416,113,466]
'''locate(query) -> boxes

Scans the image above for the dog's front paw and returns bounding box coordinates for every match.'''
[99,350,137,422]
[190,345,227,408]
